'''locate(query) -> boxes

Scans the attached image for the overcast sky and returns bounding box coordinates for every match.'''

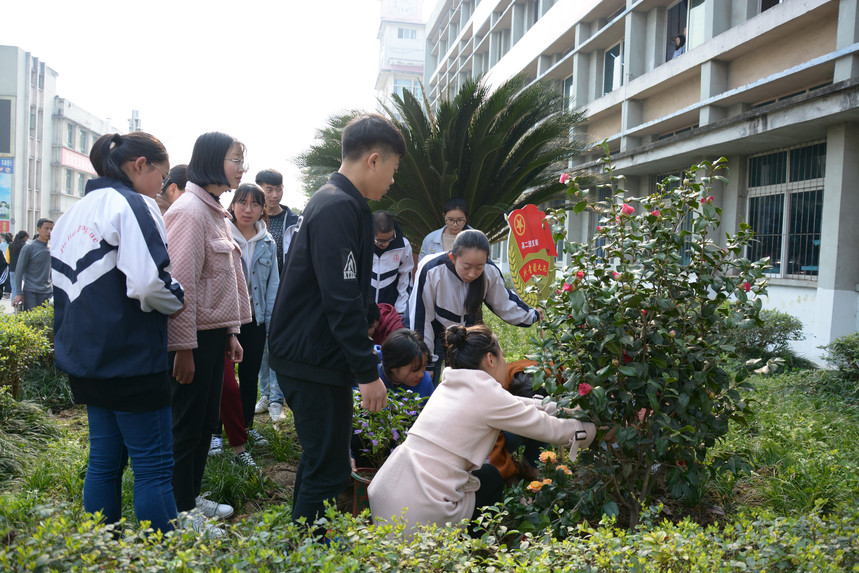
[4,0,422,208]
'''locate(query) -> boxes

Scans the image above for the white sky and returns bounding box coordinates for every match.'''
[3,0,422,209]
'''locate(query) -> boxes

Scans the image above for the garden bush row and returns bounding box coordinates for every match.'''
[1,499,857,572]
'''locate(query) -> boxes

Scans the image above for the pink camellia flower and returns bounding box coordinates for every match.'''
[575,270,584,280]
[578,382,592,396]
[741,281,752,292]
[596,225,603,232]
[562,282,574,292]
[707,195,714,203]
[641,309,648,316]
[621,203,635,215]
[612,271,620,279]
[559,173,571,184]
[699,197,706,204]
[651,210,661,218]
[615,216,621,223]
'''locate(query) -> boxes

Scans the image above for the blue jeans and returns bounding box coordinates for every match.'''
[84,405,177,533]
[258,341,284,404]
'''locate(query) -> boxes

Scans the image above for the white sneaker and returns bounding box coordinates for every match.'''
[195,494,234,519]
[269,402,284,423]
[176,509,225,537]
[247,428,269,447]
[208,436,223,457]
[254,395,270,414]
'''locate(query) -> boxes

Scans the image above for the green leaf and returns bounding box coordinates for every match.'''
[573,200,589,214]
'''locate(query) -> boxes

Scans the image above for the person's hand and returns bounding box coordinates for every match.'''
[350,455,357,473]
[228,335,243,363]
[173,349,195,384]
[536,308,545,321]
[12,294,22,308]
[359,378,387,412]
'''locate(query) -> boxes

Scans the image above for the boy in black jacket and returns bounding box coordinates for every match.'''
[268,114,405,530]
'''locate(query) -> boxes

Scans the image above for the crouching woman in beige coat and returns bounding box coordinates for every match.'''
[369,324,595,533]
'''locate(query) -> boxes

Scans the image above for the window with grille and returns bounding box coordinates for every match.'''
[656,172,696,264]
[746,142,825,280]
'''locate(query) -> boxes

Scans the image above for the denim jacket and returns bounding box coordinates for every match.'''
[230,220,279,331]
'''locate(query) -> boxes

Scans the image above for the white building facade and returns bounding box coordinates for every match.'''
[424,0,859,361]
[377,0,426,112]
[0,45,118,235]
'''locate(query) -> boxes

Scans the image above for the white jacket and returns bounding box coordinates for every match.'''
[369,367,595,532]
[371,235,414,315]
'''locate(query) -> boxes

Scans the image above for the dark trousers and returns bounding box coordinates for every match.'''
[237,319,267,428]
[469,463,504,535]
[23,290,51,311]
[276,373,353,526]
[170,328,226,512]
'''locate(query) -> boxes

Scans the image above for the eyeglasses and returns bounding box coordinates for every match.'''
[235,199,263,210]
[227,158,249,172]
[374,231,396,246]
[445,217,466,226]
[148,161,169,185]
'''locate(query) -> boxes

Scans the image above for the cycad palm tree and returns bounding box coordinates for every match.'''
[294,74,586,248]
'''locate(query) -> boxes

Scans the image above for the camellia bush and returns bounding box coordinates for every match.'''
[529,154,773,527]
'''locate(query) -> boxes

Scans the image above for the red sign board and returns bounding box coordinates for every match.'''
[61,148,96,175]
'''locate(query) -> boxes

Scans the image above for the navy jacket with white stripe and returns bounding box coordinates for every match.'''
[51,177,184,380]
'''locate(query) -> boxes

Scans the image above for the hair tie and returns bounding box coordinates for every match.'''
[111,133,123,146]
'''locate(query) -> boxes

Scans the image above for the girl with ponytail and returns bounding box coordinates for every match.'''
[51,131,184,534]
[409,229,541,385]
[368,324,596,534]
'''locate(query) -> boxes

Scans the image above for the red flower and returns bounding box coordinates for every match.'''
[575,270,584,280]
[612,271,620,279]
[596,225,603,232]
[700,196,714,204]
[578,382,592,396]
[621,203,635,215]
[623,351,632,363]
[651,210,661,217]
[562,282,574,292]
[559,173,571,184]
[615,216,621,223]
[741,281,751,292]
[641,309,647,315]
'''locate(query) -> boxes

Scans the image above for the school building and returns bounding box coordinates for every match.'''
[423,0,859,361]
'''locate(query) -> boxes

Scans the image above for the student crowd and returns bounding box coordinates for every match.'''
[19,113,599,541]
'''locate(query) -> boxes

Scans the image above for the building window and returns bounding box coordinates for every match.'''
[666,0,688,62]
[562,75,575,111]
[65,169,72,193]
[393,78,422,99]
[397,27,417,40]
[746,142,826,279]
[79,130,88,153]
[29,107,36,134]
[603,41,624,95]
[760,0,782,12]
[78,173,86,197]
[66,124,74,147]
[687,0,706,50]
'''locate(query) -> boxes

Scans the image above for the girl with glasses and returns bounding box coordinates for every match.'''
[418,197,470,262]
[164,131,252,534]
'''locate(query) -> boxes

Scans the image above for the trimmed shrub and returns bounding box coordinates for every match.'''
[731,308,804,359]
[820,331,859,380]
[0,314,50,399]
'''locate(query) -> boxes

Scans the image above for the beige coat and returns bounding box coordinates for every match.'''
[368,367,595,532]
[164,182,251,351]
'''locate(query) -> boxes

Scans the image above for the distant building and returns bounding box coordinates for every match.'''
[377,0,426,115]
[0,45,118,234]
[424,0,859,361]
[53,98,117,217]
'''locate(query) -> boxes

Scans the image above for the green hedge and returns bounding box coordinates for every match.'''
[1,502,857,571]
[0,306,52,399]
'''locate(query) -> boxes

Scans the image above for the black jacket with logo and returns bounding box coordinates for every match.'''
[268,172,378,385]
